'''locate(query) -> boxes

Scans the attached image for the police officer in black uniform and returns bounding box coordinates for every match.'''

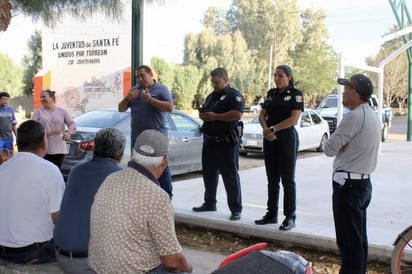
[192,67,244,221]
[254,65,304,231]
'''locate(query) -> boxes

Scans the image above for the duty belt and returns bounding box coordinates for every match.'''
[204,133,232,143]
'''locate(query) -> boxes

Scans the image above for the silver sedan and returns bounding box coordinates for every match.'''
[240,109,330,155]
[61,109,203,179]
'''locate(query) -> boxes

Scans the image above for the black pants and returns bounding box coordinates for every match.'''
[44,153,65,169]
[263,128,298,218]
[201,139,242,213]
[0,240,56,264]
[333,179,372,274]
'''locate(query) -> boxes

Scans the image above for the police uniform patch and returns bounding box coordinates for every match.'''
[284,95,291,101]
[235,96,243,102]
[295,95,303,103]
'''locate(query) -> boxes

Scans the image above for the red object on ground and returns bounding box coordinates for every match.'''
[218,242,268,268]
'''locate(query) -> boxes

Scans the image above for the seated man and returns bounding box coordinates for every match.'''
[0,120,65,264]
[88,129,193,274]
[53,128,126,273]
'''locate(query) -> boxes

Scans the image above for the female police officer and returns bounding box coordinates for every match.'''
[254,65,304,231]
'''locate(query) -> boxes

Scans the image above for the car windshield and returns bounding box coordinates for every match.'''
[318,97,337,108]
[74,110,129,128]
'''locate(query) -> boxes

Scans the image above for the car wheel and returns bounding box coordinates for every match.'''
[381,122,388,142]
[316,133,328,152]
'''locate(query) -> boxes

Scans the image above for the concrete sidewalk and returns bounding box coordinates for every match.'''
[172,140,412,268]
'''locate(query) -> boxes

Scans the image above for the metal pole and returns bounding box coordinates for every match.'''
[131,0,144,87]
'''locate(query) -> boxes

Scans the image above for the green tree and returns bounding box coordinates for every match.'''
[21,29,42,96]
[183,27,254,102]
[229,0,302,93]
[292,8,339,106]
[366,28,408,111]
[9,0,124,27]
[172,65,201,110]
[151,56,174,89]
[6,0,161,31]
[183,0,338,105]
[0,52,23,97]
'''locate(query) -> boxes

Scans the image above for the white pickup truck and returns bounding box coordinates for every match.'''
[316,93,393,142]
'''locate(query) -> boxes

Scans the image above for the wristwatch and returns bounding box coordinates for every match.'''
[270,126,276,133]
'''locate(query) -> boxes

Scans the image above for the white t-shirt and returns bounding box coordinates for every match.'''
[0,152,65,247]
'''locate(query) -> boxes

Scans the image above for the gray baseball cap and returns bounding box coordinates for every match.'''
[133,129,169,157]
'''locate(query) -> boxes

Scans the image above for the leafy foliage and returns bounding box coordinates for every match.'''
[9,0,124,27]
[172,65,201,110]
[151,56,174,89]
[0,52,22,97]
[183,0,339,105]
[366,25,408,112]
[21,29,42,96]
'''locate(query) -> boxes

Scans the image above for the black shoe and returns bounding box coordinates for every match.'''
[229,212,241,221]
[279,217,295,231]
[255,213,277,225]
[192,203,217,212]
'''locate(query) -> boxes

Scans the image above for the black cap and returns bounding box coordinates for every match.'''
[337,74,373,99]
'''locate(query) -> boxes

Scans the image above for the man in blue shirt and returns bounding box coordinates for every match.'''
[0,92,17,151]
[118,65,174,198]
[53,128,126,274]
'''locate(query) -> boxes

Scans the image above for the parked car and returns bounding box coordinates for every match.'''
[243,99,262,114]
[316,93,392,141]
[240,109,330,155]
[61,109,203,179]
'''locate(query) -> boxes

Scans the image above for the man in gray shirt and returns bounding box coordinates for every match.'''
[324,74,381,274]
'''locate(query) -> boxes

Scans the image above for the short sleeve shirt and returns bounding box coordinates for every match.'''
[129,82,173,144]
[262,87,304,127]
[0,105,17,139]
[202,85,245,135]
[88,167,182,274]
[0,152,65,247]
[32,107,76,154]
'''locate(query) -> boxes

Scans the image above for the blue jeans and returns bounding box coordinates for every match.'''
[332,179,372,274]
[0,138,13,151]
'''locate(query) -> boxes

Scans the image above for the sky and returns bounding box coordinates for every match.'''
[0,0,401,67]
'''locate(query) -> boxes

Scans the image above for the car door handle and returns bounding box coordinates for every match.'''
[182,137,190,142]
